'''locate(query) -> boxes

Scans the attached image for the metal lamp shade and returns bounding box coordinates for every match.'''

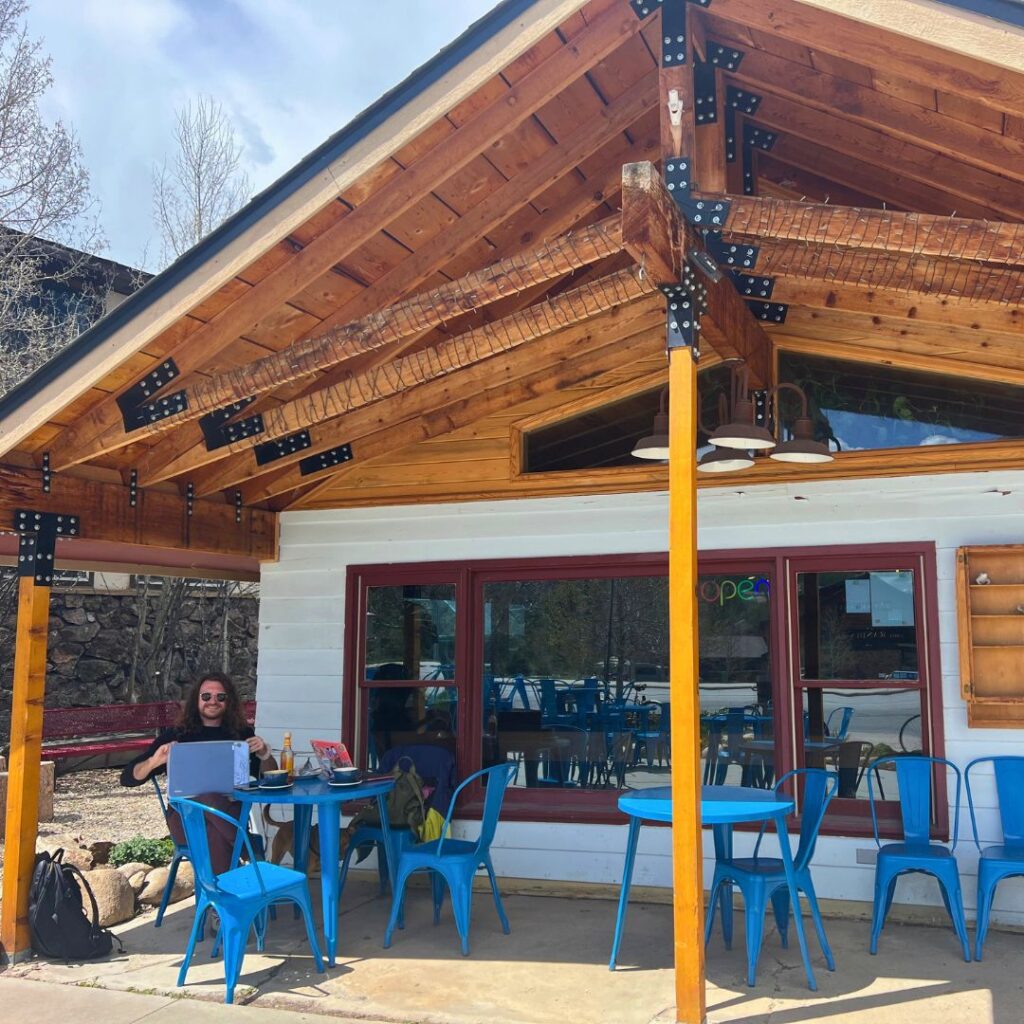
[697,447,754,473]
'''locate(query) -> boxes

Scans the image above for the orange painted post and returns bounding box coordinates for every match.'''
[0,575,52,963]
[668,347,705,1024]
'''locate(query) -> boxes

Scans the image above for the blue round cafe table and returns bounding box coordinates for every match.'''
[234,775,395,967]
[608,783,817,991]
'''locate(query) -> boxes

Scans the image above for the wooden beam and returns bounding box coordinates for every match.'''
[724,46,1024,184]
[106,143,654,499]
[48,5,645,470]
[668,308,704,1024]
[756,242,1024,306]
[238,297,665,503]
[771,277,1024,338]
[0,576,50,963]
[765,136,1009,222]
[0,465,276,559]
[142,268,658,486]
[730,89,1024,220]
[716,197,1024,267]
[287,320,668,508]
[55,216,623,466]
[707,0,1024,116]
[621,161,773,386]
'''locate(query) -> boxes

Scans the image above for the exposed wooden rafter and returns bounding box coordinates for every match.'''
[716,197,1024,266]
[48,4,646,471]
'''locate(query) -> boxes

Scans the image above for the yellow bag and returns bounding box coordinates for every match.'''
[417,807,448,843]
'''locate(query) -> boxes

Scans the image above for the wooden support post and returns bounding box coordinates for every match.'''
[668,343,705,1024]
[0,574,52,962]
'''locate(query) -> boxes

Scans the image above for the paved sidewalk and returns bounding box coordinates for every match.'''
[2,875,1021,1023]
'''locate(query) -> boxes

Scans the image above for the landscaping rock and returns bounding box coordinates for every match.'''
[128,870,148,893]
[138,863,193,906]
[38,835,93,871]
[89,840,115,865]
[78,868,134,927]
[114,860,152,880]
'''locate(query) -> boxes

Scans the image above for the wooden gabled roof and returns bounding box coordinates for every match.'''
[1,0,1024,547]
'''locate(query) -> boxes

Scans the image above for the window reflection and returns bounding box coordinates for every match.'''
[798,571,918,681]
[365,584,455,680]
[365,686,457,771]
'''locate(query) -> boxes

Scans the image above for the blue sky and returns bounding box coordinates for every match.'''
[28,0,496,268]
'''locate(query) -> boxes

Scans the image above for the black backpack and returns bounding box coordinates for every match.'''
[28,849,119,961]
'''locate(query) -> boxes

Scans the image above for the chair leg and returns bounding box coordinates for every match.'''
[221,921,248,1005]
[177,895,208,987]
[704,875,722,946]
[447,869,473,956]
[384,865,413,949]
[432,870,446,924]
[802,879,835,971]
[720,880,734,951]
[483,855,510,935]
[974,866,997,962]
[156,853,183,927]
[376,841,389,897]
[870,867,897,955]
[770,887,790,949]
[744,899,767,988]
[294,893,325,972]
[937,870,971,963]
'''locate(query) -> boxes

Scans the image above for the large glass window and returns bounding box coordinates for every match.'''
[779,351,1024,453]
[346,545,942,834]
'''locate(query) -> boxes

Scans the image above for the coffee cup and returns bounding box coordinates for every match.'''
[261,769,289,787]
[332,766,360,784]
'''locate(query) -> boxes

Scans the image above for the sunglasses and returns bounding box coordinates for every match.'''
[200,692,228,703]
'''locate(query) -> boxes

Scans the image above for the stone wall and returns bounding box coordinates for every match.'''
[0,574,259,745]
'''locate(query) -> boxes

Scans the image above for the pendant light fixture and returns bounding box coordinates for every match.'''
[708,363,776,450]
[769,383,834,463]
[631,387,670,460]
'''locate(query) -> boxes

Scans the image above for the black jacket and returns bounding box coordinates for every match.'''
[119,724,258,787]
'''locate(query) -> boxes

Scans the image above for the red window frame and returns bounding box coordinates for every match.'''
[343,542,944,836]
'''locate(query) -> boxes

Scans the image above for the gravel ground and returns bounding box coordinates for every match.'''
[0,768,168,890]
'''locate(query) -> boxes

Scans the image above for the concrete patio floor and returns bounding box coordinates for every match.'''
[2,875,1021,1024]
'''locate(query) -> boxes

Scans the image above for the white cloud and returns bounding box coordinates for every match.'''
[26,0,495,267]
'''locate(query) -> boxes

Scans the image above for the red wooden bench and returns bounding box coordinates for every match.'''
[39,700,258,764]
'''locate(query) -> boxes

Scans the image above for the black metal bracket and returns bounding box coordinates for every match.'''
[117,359,185,432]
[186,482,194,518]
[665,156,730,228]
[661,265,707,361]
[200,410,265,451]
[253,430,312,467]
[704,231,759,270]
[197,397,260,451]
[629,0,711,22]
[730,272,775,299]
[747,301,789,323]
[299,443,354,477]
[661,0,687,66]
[741,122,778,195]
[41,452,50,494]
[706,42,744,71]
[724,85,762,165]
[128,469,138,508]
[752,389,771,431]
[14,510,79,586]
[693,58,717,124]
[235,490,243,524]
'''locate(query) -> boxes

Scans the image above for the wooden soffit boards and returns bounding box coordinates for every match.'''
[0,0,590,457]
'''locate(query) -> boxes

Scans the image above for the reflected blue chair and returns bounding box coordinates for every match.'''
[965,756,1024,960]
[713,707,749,784]
[826,706,855,742]
[633,701,670,768]
[705,768,838,987]
[384,763,518,955]
[867,755,970,962]
[170,797,324,1004]
[539,678,575,727]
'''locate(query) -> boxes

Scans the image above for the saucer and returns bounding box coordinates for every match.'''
[328,777,362,787]
[258,781,293,790]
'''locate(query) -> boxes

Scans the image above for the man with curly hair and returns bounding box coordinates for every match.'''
[121,673,276,873]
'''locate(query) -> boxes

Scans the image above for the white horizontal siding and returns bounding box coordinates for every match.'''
[257,470,1024,924]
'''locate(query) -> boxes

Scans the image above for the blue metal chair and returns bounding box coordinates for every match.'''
[705,768,838,987]
[384,762,518,955]
[171,797,324,1004]
[632,701,669,768]
[866,755,970,962]
[965,756,1024,960]
[713,707,750,784]
[150,777,190,927]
